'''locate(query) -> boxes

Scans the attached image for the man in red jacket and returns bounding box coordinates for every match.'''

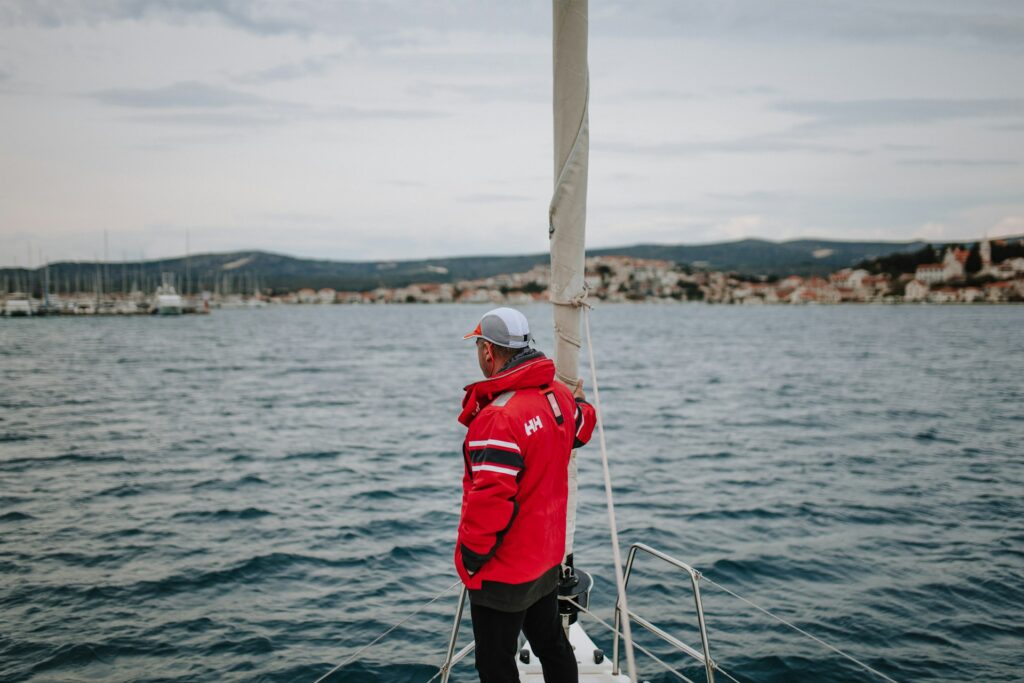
[457,307,596,682]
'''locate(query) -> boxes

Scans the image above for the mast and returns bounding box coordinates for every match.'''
[186,229,191,297]
[550,0,589,387]
[550,0,589,563]
[43,255,50,310]
[103,230,109,302]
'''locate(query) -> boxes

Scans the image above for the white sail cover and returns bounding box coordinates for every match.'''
[550,0,588,558]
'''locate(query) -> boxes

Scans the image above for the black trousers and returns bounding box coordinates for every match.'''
[470,587,578,683]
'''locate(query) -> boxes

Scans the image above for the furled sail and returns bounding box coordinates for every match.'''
[550,0,589,559]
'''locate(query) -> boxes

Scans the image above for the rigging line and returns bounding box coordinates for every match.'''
[582,304,639,682]
[714,663,745,683]
[313,579,462,683]
[424,641,477,683]
[700,576,899,683]
[567,597,746,683]
[564,597,695,683]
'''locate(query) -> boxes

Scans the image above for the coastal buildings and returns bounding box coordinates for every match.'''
[287,249,1020,306]
[904,280,929,302]
[914,247,968,283]
[4,240,1023,313]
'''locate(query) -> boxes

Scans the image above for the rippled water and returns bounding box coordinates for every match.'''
[1,304,1022,682]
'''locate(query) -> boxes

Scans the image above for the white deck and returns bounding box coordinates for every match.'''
[517,622,631,681]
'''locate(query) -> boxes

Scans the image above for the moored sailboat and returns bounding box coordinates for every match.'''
[153,272,183,315]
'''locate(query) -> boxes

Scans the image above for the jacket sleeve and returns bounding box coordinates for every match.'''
[458,413,524,574]
[573,398,596,448]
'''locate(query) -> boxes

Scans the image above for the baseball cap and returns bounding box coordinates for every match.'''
[463,307,533,349]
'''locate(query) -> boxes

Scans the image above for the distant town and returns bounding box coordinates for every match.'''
[287,238,1023,306]
[2,237,1023,316]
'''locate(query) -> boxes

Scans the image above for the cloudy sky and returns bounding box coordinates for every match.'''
[1,1,1022,267]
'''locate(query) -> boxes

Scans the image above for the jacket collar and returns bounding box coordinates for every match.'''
[459,349,554,426]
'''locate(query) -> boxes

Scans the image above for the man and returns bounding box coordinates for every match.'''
[456,307,596,683]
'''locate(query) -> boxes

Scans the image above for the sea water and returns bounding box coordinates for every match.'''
[1,304,1021,682]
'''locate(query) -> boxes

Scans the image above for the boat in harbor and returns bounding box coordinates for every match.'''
[3,296,33,317]
[153,273,183,315]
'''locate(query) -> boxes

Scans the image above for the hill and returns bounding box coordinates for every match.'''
[0,237,936,295]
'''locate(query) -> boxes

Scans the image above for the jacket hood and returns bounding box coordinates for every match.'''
[459,349,555,426]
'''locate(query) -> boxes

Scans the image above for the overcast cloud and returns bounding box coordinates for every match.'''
[1,0,1022,266]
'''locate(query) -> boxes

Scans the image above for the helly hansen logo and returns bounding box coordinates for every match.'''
[525,416,543,436]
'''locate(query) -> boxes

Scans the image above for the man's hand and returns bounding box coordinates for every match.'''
[574,379,586,401]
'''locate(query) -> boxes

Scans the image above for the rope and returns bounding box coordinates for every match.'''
[313,579,461,683]
[714,664,745,683]
[550,290,591,308]
[582,305,639,682]
[553,292,589,389]
[712,663,745,683]
[701,576,899,683]
[564,597,695,683]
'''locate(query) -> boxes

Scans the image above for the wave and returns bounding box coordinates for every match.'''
[282,662,440,683]
[284,450,341,461]
[190,474,269,491]
[689,450,735,460]
[706,555,850,585]
[96,483,160,498]
[0,432,44,442]
[687,506,789,521]
[913,428,959,444]
[0,452,126,470]
[0,511,34,523]
[6,553,366,609]
[143,553,361,594]
[172,508,273,522]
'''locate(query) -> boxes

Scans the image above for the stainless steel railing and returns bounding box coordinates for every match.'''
[613,543,716,682]
[438,586,473,683]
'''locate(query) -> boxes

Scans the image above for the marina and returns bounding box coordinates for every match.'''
[0,293,209,316]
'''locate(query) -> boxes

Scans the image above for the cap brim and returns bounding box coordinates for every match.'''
[462,322,482,340]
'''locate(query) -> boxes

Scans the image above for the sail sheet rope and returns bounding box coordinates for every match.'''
[580,303,640,681]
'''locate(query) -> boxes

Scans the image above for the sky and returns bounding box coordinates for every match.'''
[1,0,1023,267]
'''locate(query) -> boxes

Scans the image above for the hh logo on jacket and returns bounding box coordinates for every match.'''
[524,416,543,435]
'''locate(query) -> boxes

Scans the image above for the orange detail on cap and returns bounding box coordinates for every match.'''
[462,322,482,340]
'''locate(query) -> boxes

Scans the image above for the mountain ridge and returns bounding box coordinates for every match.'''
[4,236,1009,293]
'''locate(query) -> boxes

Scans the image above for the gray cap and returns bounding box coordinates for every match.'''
[463,307,533,349]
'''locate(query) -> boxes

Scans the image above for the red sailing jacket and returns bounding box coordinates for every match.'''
[455,350,596,590]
